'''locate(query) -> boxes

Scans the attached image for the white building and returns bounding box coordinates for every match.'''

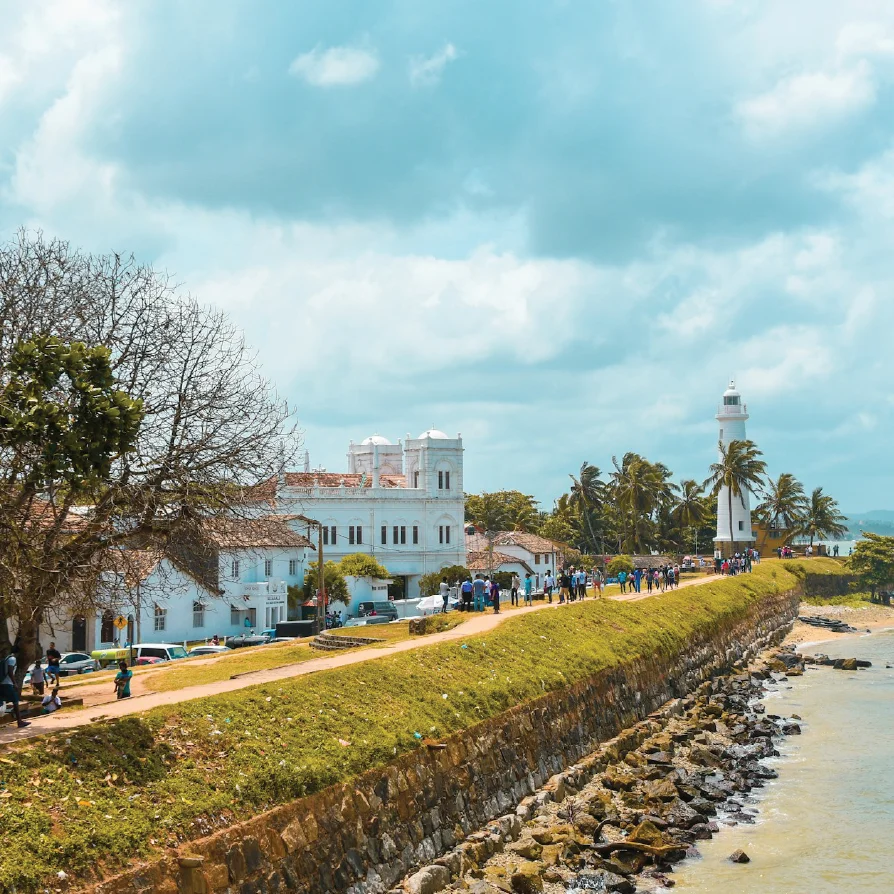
[714,380,756,556]
[258,430,466,600]
[44,517,314,653]
[465,529,560,590]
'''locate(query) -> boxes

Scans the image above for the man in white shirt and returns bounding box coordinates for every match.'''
[42,686,62,714]
[510,573,521,607]
[439,577,450,613]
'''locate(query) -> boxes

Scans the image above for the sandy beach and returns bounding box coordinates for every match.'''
[785,602,894,647]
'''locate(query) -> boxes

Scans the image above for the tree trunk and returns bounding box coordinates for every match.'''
[0,598,11,656]
[14,610,43,686]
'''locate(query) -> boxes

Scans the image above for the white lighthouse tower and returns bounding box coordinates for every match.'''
[714,380,755,556]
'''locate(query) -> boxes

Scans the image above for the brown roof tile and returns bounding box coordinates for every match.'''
[493,531,557,554]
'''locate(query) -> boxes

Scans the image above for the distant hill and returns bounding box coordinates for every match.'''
[844,511,894,536]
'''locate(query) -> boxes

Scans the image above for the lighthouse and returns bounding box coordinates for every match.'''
[714,380,755,556]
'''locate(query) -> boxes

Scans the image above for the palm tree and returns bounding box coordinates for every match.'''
[673,479,706,551]
[797,487,848,548]
[609,453,666,553]
[703,439,767,547]
[569,463,605,553]
[755,473,808,549]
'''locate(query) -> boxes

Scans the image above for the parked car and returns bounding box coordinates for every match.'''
[129,643,189,662]
[44,652,99,677]
[357,601,398,621]
[344,615,391,628]
[134,656,165,666]
[187,645,232,656]
[225,633,271,649]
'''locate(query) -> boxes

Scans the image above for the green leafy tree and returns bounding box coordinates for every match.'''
[303,560,350,605]
[0,232,299,671]
[608,453,673,553]
[538,511,577,546]
[703,439,767,547]
[848,533,894,598]
[465,490,539,532]
[0,336,143,491]
[607,555,634,576]
[569,462,605,553]
[418,564,470,596]
[338,553,390,579]
[755,473,808,548]
[796,487,848,548]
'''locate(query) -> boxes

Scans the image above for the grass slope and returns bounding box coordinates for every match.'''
[0,561,818,892]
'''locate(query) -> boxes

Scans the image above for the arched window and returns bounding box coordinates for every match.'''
[193,601,205,628]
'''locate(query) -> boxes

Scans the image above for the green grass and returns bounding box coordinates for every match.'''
[0,561,825,892]
[143,640,320,692]
[802,591,880,608]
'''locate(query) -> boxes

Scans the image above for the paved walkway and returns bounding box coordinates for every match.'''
[0,573,722,746]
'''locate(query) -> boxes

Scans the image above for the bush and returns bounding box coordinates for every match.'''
[418,564,470,596]
[607,555,635,576]
[338,553,390,580]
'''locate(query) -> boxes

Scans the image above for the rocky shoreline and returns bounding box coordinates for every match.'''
[399,647,812,894]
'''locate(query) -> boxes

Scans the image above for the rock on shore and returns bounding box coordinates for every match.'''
[397,649,813,894]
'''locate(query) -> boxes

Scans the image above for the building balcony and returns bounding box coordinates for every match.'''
[716,403,748,417]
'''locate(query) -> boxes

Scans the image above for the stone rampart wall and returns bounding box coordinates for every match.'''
[90,587,800,894]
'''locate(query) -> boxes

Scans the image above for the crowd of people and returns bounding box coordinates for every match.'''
[714,548,759,575]
[616,564,683,594]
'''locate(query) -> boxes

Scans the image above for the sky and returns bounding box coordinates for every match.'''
[1,0,893,513]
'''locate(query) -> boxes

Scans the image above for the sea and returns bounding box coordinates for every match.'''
[675,628,894,893]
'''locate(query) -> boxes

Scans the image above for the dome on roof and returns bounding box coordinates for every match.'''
[418,428,449,440]
[361,434,393,446]
[723,380,741,398]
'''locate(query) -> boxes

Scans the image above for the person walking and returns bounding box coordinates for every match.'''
[491,579,501,614]
[592,568,604,597]
[439,577,450,613]
[617,569,627,594]
[472,575,486,612]
[633,567,642,594]
[646,569,654,594]
[578,570,587,600]
[44,642,61,687]
[114,660,133,700]
[523,573,534,605]
[544,571,554,604]
[1,653,29,728]
[667,565,676,589]
[510,573,521,607]
[30,661,45,697]
[559,571,571,603]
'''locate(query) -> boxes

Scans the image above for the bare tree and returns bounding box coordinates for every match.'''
[0,231,301,671]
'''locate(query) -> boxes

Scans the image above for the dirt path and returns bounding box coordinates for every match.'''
[0,573,721,745]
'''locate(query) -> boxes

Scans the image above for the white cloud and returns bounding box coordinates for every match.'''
[736,62,875,140]
[837,22,894,60]
[408,43,458,87]
[288,45,379,87]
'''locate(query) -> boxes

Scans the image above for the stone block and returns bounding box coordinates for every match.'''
[404,864,450,894]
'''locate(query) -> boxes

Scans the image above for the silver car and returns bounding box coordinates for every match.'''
[46,652,99,677]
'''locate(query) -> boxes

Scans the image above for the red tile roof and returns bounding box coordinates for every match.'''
[466,550,533,573]
[284,472,407,489]
[493,532,557,554]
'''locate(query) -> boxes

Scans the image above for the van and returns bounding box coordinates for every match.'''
[357,601,398,621]
[131,643,189,662]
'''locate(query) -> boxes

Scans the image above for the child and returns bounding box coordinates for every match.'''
[114,660,133,700]
[30,662,46,696]
[41,686,62,714]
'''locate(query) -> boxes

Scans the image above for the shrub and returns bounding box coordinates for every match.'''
[607,555,635,576]
[338,553,390,579]
[418,564,470,596]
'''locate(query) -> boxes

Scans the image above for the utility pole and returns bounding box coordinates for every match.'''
[317,524,326,634]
